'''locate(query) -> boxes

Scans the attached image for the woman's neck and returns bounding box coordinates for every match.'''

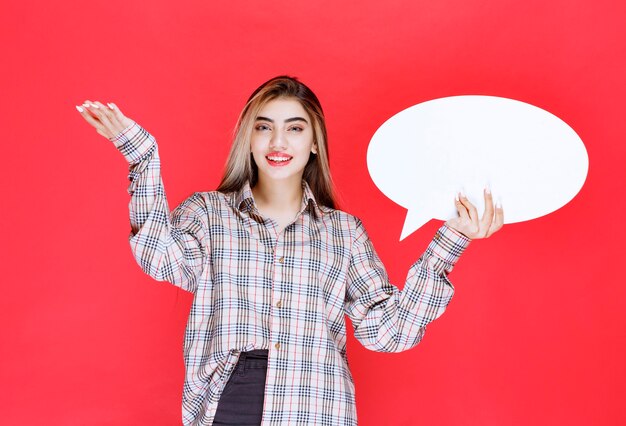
[251,178,303,215]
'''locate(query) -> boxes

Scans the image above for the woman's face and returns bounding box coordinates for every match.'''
[250,97,317,185]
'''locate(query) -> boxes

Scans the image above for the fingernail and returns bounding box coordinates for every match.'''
[485,185,491,195]
[82,103,90,107]
[496,199,502,208]
[107,103,115,109]
[90,103,100,109]
[76,105,84,113]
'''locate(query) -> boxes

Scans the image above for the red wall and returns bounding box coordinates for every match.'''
[1,0,625,424]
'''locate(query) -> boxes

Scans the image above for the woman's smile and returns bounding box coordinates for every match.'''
[265,152,293,166]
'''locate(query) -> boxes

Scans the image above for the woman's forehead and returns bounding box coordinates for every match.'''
[257,97,310,122]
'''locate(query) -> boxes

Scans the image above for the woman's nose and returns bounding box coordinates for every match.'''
[269,130,287,149]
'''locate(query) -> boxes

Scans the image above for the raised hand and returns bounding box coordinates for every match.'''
[76,100,134,140]
[445,188,504,239]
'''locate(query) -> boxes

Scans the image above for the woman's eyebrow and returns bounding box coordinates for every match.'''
[285,117,308,124]
[256,116,309,124]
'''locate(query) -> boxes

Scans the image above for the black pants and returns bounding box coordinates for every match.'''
[213,349,268,426]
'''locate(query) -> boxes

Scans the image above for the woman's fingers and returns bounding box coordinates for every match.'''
[455,193,470,222]
[77,100,132,139]
[479,188,495,236]
[91,101,116,134]
[447,189,505,239]
[97,101,133,137]
[81,100,100,119]
[107,103,134,133]
[459,193,479,232]
[106,103,123,126]
[81,100,105,124]
[485,201,504,238]
[77,100,107,133]
[447,193,475,239]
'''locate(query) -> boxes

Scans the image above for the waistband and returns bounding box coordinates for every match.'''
[238,349,269,370]
[243,349,269,359]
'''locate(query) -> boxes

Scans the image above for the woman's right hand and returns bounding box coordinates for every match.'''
[76,100,134,140]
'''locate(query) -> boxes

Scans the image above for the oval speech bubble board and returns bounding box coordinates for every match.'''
[367,96,589,240]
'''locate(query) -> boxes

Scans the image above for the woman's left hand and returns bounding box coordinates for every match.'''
[445,189,504,239]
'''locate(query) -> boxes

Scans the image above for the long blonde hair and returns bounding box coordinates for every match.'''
[216,76,337,209]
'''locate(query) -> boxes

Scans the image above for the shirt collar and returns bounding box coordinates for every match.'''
[232,180,330,217]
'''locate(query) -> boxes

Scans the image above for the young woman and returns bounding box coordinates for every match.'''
[77,76,503,426]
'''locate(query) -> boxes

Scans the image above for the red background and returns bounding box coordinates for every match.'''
[2,0,625,424]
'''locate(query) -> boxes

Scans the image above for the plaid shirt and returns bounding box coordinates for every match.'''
[111,122,470,426]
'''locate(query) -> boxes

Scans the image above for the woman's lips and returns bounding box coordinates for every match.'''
[266,153,293,167]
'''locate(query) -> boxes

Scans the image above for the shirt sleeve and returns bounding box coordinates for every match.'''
[344,220,470,353]
[110,122,209,293]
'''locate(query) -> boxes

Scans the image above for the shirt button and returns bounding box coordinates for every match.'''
[276,300,282,308]
[275,342,281,350]
[278,256,285,263]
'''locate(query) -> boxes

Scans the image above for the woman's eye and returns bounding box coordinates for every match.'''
[289,126,304,132]
[255,124,270,131]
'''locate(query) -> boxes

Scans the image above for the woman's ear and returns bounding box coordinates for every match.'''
[312,143,318,155]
